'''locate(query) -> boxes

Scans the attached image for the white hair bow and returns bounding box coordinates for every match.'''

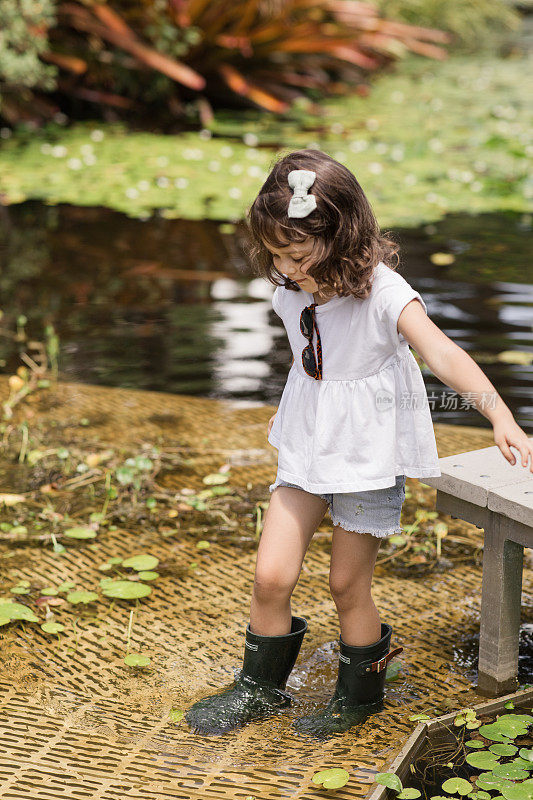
[287,169,317,218]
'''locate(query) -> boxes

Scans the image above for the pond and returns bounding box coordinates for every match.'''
[1,201,531,430]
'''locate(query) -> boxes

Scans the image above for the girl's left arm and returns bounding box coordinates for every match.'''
[397,298,533,472]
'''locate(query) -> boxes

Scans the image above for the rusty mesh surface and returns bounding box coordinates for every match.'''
[0,378,530,800]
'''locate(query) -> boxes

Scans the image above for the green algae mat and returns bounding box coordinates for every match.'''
[0,48,531,228]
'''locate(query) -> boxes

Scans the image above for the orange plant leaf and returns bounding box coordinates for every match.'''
[218,64,289,112]
[40,51,88,74]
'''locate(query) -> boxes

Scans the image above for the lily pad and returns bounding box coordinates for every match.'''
[66,591,99,605]
[501,785,533,800]
[122,554,159,571]
[41,622,65,634]
[137,571,159,581]
[312,768,350,790]
[467,741,487,749]
[123,653,151,667]
[466,752,501,770]
[101,581,151,600]
[375,773,403,792]
[398,790,421,799]
[443,778,476,795]
[63,527,96,540]
[476,774,514,792]
[490,745,518,756]
[491,765,529,781]
[0,601,39,623]
[479,722,516,742]
[57,581,76,592]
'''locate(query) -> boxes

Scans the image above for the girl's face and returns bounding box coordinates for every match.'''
[263,236,323,294]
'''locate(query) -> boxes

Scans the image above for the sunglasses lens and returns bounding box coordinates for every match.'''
[302,343,317,376]
[300,307,313,338]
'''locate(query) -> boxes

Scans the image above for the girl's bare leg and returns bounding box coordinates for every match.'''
[249,487,328,636]
[328,527,383,646]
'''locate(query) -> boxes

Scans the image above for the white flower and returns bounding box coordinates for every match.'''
[429,138,444,153]
[473,159,487,172]
[230,163,243,175]
[247,165,262,177]
[175,177,189,188]
[83,154,97,166]
[220,145,233,157]
[245,148,259,159]
[52,145,67,158]
[53,112,68,125]
[460,170,474,183]
[183,148,203,160]
[243,132,259,147]
[391,91,404,104]
[228,187,242,198]
[471,181,482,192]
[40,143,52,154]
[425,192,439,203]
[404,174,417,185]
[368,162,383,174]
[366,118,379,131]
[199,128,212,140]
[391,146,404,162]
[0,127,12,139]
[349,139,368,152]
[333,151,346,161]
[90,129,104,142]
[67,158,82,170]
[157,156,169,167]
[375,142,388,154]
[331,122,344,134]
[137,180,150,191]
[125,187,139,199]
[156,176,170,188]
[80,144,94,156]
[209,160,221,171]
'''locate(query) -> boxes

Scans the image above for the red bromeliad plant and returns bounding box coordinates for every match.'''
[33,0,452,123]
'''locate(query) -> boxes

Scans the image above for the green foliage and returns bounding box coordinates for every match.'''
[372,0,521,53]
[0,0,57,89]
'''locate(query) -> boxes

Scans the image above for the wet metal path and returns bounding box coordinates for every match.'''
[0,379,531,799]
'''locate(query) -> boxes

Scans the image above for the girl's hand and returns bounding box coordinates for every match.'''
[493,416,533,472]
[267,412,277,437]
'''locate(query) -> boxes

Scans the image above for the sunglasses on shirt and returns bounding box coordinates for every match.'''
[300,304,323,380]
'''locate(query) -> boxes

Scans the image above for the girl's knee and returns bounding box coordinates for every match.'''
[253,566,297,602]
[329,574,371,608]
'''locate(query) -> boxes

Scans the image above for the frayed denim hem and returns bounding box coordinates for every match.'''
[330,517,403,538]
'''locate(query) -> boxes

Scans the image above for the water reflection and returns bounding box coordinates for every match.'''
[0,201,531,429]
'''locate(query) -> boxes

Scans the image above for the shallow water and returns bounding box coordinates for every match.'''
[1,201,531,430]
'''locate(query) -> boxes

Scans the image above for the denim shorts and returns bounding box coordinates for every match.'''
[270,475,406,538]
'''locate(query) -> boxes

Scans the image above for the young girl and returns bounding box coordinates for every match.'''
[184,149,533,740]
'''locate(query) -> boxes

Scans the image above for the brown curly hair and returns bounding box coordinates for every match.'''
[246,148,400,300]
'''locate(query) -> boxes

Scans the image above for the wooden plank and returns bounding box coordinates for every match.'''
[488,478,533,528]
[423,437,533,509]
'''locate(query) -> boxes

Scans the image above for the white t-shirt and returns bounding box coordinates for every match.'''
[267,260,442,493]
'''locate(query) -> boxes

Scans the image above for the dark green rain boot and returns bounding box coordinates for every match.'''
[292,622,403,739]
[184,615,308,735]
